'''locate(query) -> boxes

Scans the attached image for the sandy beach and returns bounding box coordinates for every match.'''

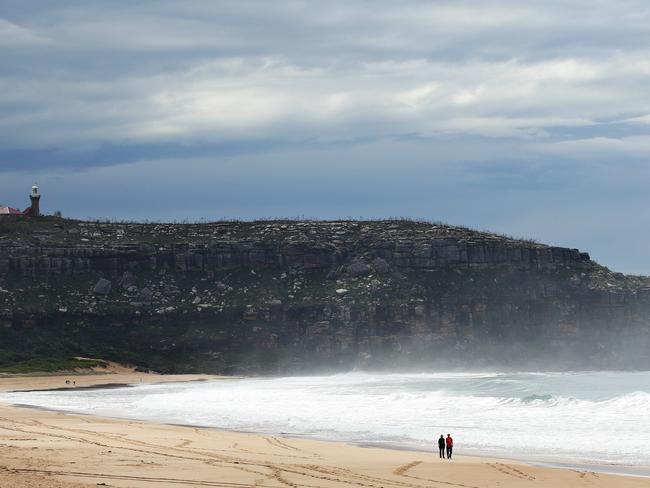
[0,373,647,488]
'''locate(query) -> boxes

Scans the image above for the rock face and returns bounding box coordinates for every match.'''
[0,216,649,373]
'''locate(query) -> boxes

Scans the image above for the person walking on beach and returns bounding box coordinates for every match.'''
[438,435,446,458]
[446,434,453,459]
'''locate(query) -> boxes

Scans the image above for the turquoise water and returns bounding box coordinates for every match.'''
[3,371,649,468]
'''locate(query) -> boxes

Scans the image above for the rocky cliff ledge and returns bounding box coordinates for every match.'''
[1,217,649,372]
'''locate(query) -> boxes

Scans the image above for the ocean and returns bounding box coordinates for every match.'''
[3,371,649,470]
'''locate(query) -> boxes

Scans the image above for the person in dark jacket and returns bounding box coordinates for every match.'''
[438,435,446,458]
[446,434,454,459]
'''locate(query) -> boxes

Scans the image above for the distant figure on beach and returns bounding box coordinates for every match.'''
[438,435,446,458]
[446,434,453,459]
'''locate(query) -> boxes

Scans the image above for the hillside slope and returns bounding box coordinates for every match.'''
[1,217,649,372]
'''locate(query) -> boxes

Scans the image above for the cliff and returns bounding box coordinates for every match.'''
[1,216,649,373]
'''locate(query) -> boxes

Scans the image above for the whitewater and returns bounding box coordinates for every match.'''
[2,371,649,469]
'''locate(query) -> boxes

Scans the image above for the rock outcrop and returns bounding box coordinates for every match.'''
[0,216,648,373]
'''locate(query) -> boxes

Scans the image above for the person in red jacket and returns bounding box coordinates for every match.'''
[446,434,454,459]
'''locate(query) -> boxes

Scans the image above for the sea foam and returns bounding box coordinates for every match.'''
[2,371,649,467]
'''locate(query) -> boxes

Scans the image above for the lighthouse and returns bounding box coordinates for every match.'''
[29,183,40,217]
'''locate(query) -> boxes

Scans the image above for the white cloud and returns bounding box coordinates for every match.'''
[534,136,650,158]
[624,114,650,125]
[0,18,50,46]
[1,1,650,148]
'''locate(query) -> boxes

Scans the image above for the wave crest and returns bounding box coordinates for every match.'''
[521,393,555,403]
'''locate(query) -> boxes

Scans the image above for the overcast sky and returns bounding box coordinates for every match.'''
[1,1,650,273]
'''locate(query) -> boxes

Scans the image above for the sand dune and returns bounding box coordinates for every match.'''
[0,373,647,488]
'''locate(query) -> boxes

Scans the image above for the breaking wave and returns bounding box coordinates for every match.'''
[2,371,649,467]
[519,393,555,403]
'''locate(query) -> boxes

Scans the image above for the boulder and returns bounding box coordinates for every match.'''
[140,287,154,302]
[346,260,371,277]
[93,278,112,295]
[371,257,391,274]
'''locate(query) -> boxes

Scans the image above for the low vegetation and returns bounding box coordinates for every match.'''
[0,357,107,374]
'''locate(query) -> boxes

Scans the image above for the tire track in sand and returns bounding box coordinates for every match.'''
[393,460,482,488]
[3,466,274,487]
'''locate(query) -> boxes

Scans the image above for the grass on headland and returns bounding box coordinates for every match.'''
[0,357,107,374]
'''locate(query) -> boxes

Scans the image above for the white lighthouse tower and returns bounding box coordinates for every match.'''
[29,183,40,217]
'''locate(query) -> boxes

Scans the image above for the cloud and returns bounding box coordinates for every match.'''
[0,54,645,152]
[534,135,650,159]
[1,1,650,155]
[0,18,50,46]
[624,114,650,125]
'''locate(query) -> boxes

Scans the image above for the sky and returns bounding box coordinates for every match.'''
[1,1,650,274]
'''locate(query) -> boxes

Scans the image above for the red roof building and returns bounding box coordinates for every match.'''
[0,205,24,215]
[1,184,41,216]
